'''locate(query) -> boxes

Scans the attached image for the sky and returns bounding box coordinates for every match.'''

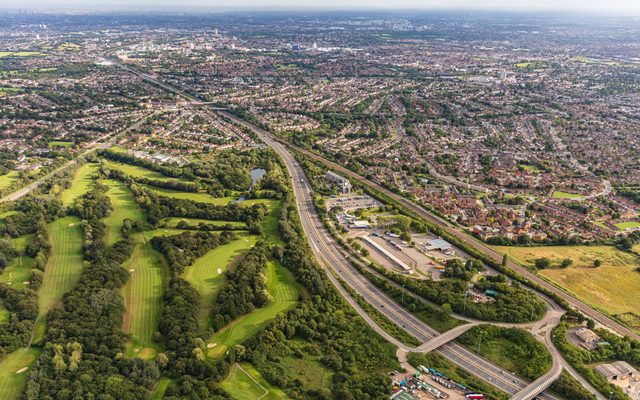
[3,0,640,13]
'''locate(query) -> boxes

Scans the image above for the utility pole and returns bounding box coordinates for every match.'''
[477,332,484,355]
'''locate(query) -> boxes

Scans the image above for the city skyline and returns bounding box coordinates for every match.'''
[3,0,640,13]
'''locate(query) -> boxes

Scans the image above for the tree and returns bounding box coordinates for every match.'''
[561,259,573,268]
[502,253,508,267]
[587,319,596,329]
[535,258,551,269]
[594,259,602,267]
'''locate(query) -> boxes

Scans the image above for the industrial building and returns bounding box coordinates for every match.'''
[595,361,639,382]
[424,238,453,252]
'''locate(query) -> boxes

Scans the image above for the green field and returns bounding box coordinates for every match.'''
[0,210,18,220]
[61,163,99,206]
[276,63,300,71]
[0,348,41,400]
[39,217,84,319]
[0,236,35,289]
[103,160,189,184]
[48,140,74,148]
[552,191,584,200]
[183,234,257,331]
[0,171,20,191]
[207,260,298,358]
[614,221,640,230]
[161,217,246,229]
[103,179,146,246]
[141,184,237,205]
[496,245,640,317]
[0,51,43,58]
[518,163,542,173]
[262,200,283,245]
[122,237,167,360]
[514,61,551,69]
[221,363,290,400]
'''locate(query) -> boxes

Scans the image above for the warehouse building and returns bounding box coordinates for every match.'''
[595,361,638,382]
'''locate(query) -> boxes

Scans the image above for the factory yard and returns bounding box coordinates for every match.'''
[348,229,464,278]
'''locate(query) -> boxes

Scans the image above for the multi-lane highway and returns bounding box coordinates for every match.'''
[108,54,640,343]
[109,57,616,399]
[254,126,561,400]
[233,117,640,342]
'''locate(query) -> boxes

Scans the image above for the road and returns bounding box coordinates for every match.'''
[109,58,612,399]
[255,127,560,400]
[225,114,640,342]
[110,55,639,342]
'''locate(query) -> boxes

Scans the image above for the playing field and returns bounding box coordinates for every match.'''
[183,234,258,331]
[61,163,99,206]
[0,348,41,400]
[0,51,43,58]
[221,363,290,400]
[103,160,190,185]
[262,200,282,245]
[0,171,20,192]
[496,245,640,317]
[39,216,84,319]
[207,260,298,358]
[551,191,583,200]
[48,141,74,148]
[121,237,168,359]
[615,221,640,230]
[0,236,35,289]
[141,184,237,205]
[103,179,146,246]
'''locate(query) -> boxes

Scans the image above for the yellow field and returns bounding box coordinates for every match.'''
[496,245,640,316]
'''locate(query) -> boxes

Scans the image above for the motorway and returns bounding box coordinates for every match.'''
[108,58,614,399]
[231,118,640,342]
[108,55,640,343]
[255,128,560,400]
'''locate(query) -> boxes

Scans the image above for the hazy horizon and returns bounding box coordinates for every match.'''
[2,0,640,14]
